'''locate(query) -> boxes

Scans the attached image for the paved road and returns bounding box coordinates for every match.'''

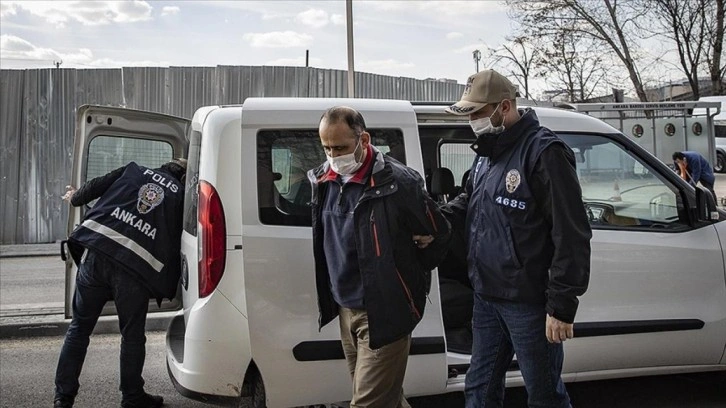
[0,332,205,408]
[414,371,726,407]
[0,255,64,316]
[0,332,724,408]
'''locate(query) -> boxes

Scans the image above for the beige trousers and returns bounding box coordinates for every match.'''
[339,307,412,408]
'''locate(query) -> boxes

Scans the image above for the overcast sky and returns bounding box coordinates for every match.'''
[0,1,513,83]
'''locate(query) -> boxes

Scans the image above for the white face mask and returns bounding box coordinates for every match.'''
[469,102,505,136]
[327,140,363,175]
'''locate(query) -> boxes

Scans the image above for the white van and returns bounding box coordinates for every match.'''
[65,99,726,407]
[697,96,726,172]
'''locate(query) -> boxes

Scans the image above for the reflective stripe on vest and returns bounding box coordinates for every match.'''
[80,219,164,273]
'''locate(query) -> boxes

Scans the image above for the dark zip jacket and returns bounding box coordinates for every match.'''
[309,147,451,349]
[66,162,184,305]
[443,109,591,323]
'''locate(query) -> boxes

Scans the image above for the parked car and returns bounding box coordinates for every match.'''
[698,96,726,173]
[65,99,726,408]
[716,138,725,173]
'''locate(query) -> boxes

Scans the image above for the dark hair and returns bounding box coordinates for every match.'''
[160,161,186,181]
[320,106,367,138]
[672,152,685,161]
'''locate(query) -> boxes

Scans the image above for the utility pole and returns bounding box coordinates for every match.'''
[305,50,309,67]
[472,50,481,73]
[346,0,355,97]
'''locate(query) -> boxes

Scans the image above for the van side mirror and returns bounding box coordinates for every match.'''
[695,186,719,222]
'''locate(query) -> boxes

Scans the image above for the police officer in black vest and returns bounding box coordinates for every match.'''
[54,159,186,408]
[444,70,592,408]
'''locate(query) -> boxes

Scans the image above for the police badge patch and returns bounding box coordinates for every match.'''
[505,169,521,193]
[137,183,165,214]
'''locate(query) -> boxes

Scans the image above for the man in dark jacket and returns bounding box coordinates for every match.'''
[54,159,186,408]
[310,106,450,408]
[444,70,592,408]
[673,151,716,199]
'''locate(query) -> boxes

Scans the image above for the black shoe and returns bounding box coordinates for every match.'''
[53,397,73,408]
[121,393,164,408]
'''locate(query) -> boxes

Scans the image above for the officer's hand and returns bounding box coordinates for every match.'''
[412,234,434,249]
[62,185,77,202]
[546,314,574,344]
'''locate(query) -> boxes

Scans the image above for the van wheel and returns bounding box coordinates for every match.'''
[716,152,725,173]
[238,366,265,408]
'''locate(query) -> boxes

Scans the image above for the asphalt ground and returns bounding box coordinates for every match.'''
[0,244,175,339]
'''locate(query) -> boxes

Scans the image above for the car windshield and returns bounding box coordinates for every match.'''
[560,133,686,229]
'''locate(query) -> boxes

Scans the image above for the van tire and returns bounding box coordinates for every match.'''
[238,365,265,408]
[716,152,725,173]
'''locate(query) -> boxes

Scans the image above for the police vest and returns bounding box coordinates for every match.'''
[467,119,566,304]
[69,162,184,301]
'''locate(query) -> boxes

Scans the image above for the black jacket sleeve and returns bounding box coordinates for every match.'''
[439,160,473,235]
[530,143,592,324]
[438,163,473,265]
[70,166,126,207]
[400,170,452,270]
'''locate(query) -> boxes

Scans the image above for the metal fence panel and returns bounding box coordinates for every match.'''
[0,70,25,243]
[0,65,463,243]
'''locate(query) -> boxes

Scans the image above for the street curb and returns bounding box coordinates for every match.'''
[0,252,58,258]
[0,312,176,339]
[0,244,59,258]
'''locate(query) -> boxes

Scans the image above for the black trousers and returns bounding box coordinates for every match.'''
[55,249,151,402]
[700,179,717,202]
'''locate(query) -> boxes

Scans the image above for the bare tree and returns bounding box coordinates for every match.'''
[649,0,710,99]
[705,0,725,95]
[508,0,651,101]
[485,36,541,99]
[539,27,609,102]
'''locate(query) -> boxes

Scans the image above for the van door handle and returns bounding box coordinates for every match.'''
[60,240,68,261]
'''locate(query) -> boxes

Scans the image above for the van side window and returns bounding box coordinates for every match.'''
[559,133,688,230]
[439,141,476,187]
[417,126,476,194]
[257,129,405,227]
[183,130,202,235]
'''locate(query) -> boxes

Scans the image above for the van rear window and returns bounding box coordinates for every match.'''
[257,129,405,227]
[87,136,172,181]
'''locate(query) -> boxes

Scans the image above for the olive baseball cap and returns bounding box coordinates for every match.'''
[445,69,518,115]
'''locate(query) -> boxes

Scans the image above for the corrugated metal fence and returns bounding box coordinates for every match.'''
[0,65,464,244]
